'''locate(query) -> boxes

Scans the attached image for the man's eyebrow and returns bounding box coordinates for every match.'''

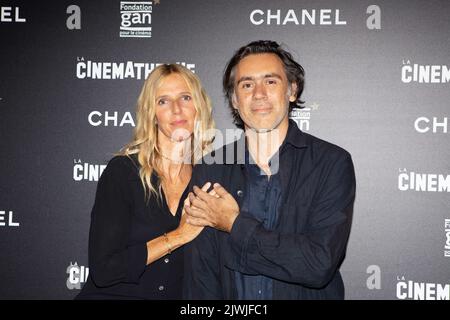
[236,76,254,85]
[263,73,283,80]
[236,73,283,85]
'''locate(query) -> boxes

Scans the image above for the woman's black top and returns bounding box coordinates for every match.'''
[76,155,188,300]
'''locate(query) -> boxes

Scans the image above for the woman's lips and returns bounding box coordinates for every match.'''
[171,120,187,126]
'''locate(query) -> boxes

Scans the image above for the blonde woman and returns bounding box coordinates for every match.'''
[76,64,215,299]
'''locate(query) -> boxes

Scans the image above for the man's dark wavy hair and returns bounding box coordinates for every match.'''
[223,40,305,129]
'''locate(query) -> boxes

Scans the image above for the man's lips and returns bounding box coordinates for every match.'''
[251,107,272,113]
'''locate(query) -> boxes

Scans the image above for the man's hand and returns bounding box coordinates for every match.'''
[185,183,239,233]
[175,182,211,242]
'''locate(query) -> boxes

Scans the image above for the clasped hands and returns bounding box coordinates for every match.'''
[184,182,239,233]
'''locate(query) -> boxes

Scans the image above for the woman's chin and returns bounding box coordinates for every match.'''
[171,129,193,142]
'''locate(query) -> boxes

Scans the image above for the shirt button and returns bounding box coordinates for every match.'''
[164,258,170,263]
[237,190,244,197]
[158,285,164,291]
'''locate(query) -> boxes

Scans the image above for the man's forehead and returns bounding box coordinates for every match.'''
[235,53,286,79]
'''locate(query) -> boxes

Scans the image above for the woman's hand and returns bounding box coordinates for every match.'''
[176,182,213,242]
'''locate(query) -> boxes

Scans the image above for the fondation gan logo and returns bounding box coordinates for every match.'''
[120,1,153,38]
[289,102,319,132]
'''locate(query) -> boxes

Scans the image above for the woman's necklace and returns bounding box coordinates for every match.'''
[159,149,193,163]
[159,152,183,163]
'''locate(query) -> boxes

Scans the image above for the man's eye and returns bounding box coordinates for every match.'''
[266,79,277,85]
[242,83,253,89]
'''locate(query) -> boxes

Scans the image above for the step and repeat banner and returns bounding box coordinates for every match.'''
[1,0,449,299]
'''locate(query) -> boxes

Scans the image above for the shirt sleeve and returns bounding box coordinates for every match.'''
[225,152,356,288]
[87,157,147,288]
[183,163,223,299]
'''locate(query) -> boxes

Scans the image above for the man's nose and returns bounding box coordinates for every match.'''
[253,82,267,99]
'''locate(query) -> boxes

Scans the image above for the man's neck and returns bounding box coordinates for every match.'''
[245,119,289,175]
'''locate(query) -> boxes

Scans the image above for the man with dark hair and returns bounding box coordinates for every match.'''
[183,40,356,299]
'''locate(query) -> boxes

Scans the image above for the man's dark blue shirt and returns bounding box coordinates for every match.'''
[235,150,282,299]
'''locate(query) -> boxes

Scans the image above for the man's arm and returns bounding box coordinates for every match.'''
[229,153,355,287]
[183,164,223,299]
[183,227,223,299]
[188,153,356,288]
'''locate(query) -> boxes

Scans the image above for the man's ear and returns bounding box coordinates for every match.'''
[231,92,238,109]
[289,83,298,102]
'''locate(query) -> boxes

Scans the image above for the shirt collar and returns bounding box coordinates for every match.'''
[235,119,308,165]
[282,119,308,149]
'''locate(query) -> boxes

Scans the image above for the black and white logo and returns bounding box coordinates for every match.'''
[0,6,26,23]
[396,276,450,300]
[414,116,448,134]
[250,9,346,26]
[0,210,19,227]
[398,169,450,193]
[402,60,450,83]
[445,219,450,257]
[289,102,318,132]
[76,57,195,80]
[73,159,107,182]
[120,1,152,38]
[88,110,135,127]
[66,262,89,290]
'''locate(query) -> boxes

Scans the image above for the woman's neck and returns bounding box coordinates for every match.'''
[157,130,192,183]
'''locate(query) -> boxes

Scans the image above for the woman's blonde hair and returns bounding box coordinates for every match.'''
[119,64,215,200]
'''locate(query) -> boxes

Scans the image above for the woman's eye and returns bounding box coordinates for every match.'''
[182,95,192,101]
[158,99,167,105]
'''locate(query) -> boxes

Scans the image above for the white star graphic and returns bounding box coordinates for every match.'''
[310,102,319,110]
